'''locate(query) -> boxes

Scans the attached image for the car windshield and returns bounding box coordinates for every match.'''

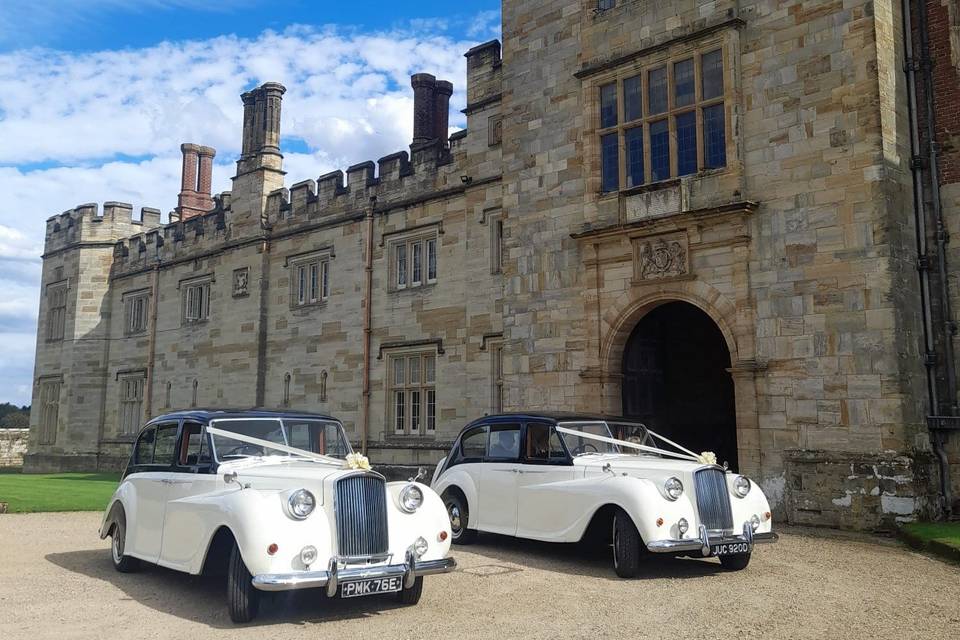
[209,418,352,461]
[606,421,653,449]
[558,422,621,456]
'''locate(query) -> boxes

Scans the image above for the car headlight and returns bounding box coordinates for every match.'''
[399,484,424,513]
[733,475,751,498]
[664,477,683,501]
[288,489,316,519]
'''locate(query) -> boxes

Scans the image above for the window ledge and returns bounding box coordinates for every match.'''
[390,281,438,295]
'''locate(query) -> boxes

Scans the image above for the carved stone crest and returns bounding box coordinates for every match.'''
[633,235,688,281]
[232,267,249,297]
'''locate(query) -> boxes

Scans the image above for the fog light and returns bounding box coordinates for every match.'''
[438,531,448,542]
[750,514,761,531]
[267,543,278,555]
[414,536,429,557]
[678,518,689,536]
[300,545,318,567]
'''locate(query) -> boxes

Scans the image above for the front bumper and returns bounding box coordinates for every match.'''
[647,522,779,556]
[252,549,457,594]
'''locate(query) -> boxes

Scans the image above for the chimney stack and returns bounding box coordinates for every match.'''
[237,82,286,175]
[411,73,437,147]
[177,143,216,220]
[433,80,453,144]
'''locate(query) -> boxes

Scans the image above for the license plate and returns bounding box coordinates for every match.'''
[710,542,751,556]
[340,576,403,598]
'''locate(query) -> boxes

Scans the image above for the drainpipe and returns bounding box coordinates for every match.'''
[144,263,160,418]
[360,197,376,455]
[254,232,271,408]
[903,0,954,516]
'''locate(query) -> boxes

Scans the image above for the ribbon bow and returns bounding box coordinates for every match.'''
[344,452,371,470]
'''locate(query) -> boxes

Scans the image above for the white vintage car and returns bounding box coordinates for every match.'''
[99,410,456,622]
[431,413,777,576]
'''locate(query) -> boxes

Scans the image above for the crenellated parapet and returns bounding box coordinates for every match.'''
[266,140,464,231]
[43,202,162,256]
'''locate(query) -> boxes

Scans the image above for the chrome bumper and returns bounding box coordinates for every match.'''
[251,549,457,594]
[647,522,779,556]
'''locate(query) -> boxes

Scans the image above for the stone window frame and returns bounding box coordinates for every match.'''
[487,209,505,274]
[591,36,732,194]
[179,274,213,325]
[36,375,62,445]
[45,279,69,342]
[387,226,440,293]
[117,369,146,437]
[386,349,438,437]
[286,249,332,310]
[490,340,504,413]
[488,114,502,147]
[122,288,151,336]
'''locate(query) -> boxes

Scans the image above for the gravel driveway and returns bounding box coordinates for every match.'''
[2,512,957,639]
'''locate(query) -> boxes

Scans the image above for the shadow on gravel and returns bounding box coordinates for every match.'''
[462,533,726,581]
[45,550,409,628]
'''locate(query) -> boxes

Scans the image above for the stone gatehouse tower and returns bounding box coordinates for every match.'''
[27,0,960,529]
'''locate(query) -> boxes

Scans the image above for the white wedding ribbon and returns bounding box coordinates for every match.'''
[555,425,700,462]
[206,426,344,466]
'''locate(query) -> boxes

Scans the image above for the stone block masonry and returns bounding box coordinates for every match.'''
[0,429,29,468]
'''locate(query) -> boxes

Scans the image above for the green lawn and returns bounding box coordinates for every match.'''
[0,471,120,513]
[902,522,960,550]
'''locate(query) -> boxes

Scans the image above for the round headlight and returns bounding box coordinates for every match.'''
[288,489,316,519]
[399,484,424,513]
[300,545,318,567]
[413,536,429,557]
[733,475,751,498]
[664,477,683,501]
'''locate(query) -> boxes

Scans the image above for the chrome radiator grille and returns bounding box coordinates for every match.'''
[334,473,389,557]
[694,468,734,531]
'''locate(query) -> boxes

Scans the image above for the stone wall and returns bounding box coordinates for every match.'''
[0,429,29,468]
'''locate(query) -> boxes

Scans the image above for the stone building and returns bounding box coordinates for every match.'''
[26,0,960,529]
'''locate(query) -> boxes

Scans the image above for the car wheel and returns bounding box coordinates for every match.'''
[718,552,751,571]
[612,508,642,578]
[396,576,424,605]
[444,492,477,544]
[110,511,140,573]
[227,543,260,623]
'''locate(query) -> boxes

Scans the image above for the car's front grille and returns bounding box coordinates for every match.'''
[334,473,389,558]
[694,467,734,531]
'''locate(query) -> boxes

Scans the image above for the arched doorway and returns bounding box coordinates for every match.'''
[621,301,738,470]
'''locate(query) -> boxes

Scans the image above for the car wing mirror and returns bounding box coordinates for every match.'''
[223,471,238,485]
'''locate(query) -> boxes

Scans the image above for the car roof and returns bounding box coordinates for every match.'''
[143,408,341,427]
[457,412,646,434]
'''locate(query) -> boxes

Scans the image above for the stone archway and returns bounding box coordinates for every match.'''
[621,301,738,469]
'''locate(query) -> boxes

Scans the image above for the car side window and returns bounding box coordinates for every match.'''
[179,421,209,468]
[153,423,178,467]
[459,426,488,461]
[525,423,567,462]
[133,426,157,465]
[487,424,521,460]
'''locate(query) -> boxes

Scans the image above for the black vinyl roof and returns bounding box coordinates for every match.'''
[145,408,340,426]
[461,412,646,430]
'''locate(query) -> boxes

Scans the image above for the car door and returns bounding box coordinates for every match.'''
[125,421,178,562]
[477,422,521,536]
[516,422,577,540]
[159,421,219,571]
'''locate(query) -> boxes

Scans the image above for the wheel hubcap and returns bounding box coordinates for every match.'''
[112,528,123,563]
[448,504,462,534]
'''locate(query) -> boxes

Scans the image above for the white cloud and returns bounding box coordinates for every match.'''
[0,21,485,404]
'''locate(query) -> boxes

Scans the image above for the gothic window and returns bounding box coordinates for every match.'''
[390,352,437,435]
[46,282,68,341]
[597,47,727,191]
[165,381,172,409]
[118,374,145,436]
[123,290,150,335]
[283,373,291,407]
[181,277,211,324]
[191,379,199,407]
[320,369,328,402]
[488,210,505,274]
[390,231,439,291]
[488,114,502,146]
[287,250,332,309]
[37,379,61,445]
[597,0,616,10]
[491,342,504,413]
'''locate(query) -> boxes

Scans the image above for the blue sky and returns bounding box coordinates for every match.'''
[0,0,500,405]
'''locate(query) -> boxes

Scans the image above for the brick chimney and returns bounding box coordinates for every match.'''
[411,73,437,147]
[433,80,453,144]
[177,143,216,220]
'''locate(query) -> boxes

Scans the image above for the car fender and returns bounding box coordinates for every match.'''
[431,467,479,529]
[188,486,334,577]
[99,480,137,539]
[384,481,452,562]
[727,474,774,534]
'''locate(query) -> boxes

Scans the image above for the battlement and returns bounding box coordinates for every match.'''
[266,140,463,229]
[44,201,163,254]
